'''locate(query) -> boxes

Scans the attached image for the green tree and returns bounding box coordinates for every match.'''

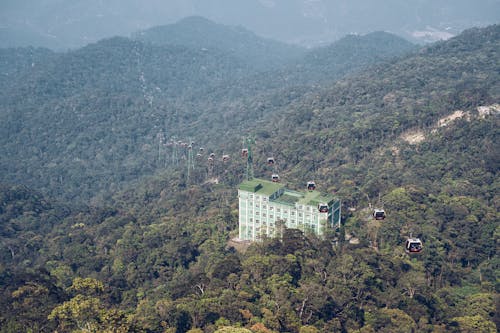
[450,315,497,333]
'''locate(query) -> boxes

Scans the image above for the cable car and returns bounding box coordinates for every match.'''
[241,149,248,157]
[271,174,280,182]
[405,237,423,254]
[307,181,316,191]
[222,154,230,162]
[267,157,275,165]
[373,209,386,220]
[318,203,328,213]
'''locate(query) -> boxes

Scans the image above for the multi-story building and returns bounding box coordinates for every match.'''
[238,178,341,241]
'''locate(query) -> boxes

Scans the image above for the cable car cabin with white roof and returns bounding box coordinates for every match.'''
[238,178,341,241]
[307,181,316,191]
[405,237,423,254]
[373,208,386,220]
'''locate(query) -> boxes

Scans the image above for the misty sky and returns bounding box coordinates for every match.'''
[1,0,499,49]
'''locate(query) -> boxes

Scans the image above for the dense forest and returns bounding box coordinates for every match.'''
[0,19,498,333]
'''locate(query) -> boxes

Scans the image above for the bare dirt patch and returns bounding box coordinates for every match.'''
[401,130,425,144]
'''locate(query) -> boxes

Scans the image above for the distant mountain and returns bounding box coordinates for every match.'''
[1,0,499,49]
[132,16,306,71]
[284,31,416,85]
[218,31,416,97]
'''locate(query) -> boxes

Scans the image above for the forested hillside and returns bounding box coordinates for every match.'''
[0,24,498,332]
[0,25,415,203]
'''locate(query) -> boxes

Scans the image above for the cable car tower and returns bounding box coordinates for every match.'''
[170,136,179,166]
[186,142,195,182]
[243,137,255,180]
[156,132,164,166]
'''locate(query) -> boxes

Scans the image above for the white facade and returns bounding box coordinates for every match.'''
[238,180,341,241]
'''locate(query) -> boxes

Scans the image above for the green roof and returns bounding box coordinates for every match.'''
[239,178,337,206]
[298,190,335,206]
[239,178,284,196]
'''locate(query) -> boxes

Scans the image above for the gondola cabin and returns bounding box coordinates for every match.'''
[318,203,329,213]
[267,157,275,165]
[241,149,248,157]
[373,209,386,220]
[405,238,423,254]
[307,181,316,191]
[271,174,280,182]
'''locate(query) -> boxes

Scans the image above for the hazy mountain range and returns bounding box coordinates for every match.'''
[1,0,499,49]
